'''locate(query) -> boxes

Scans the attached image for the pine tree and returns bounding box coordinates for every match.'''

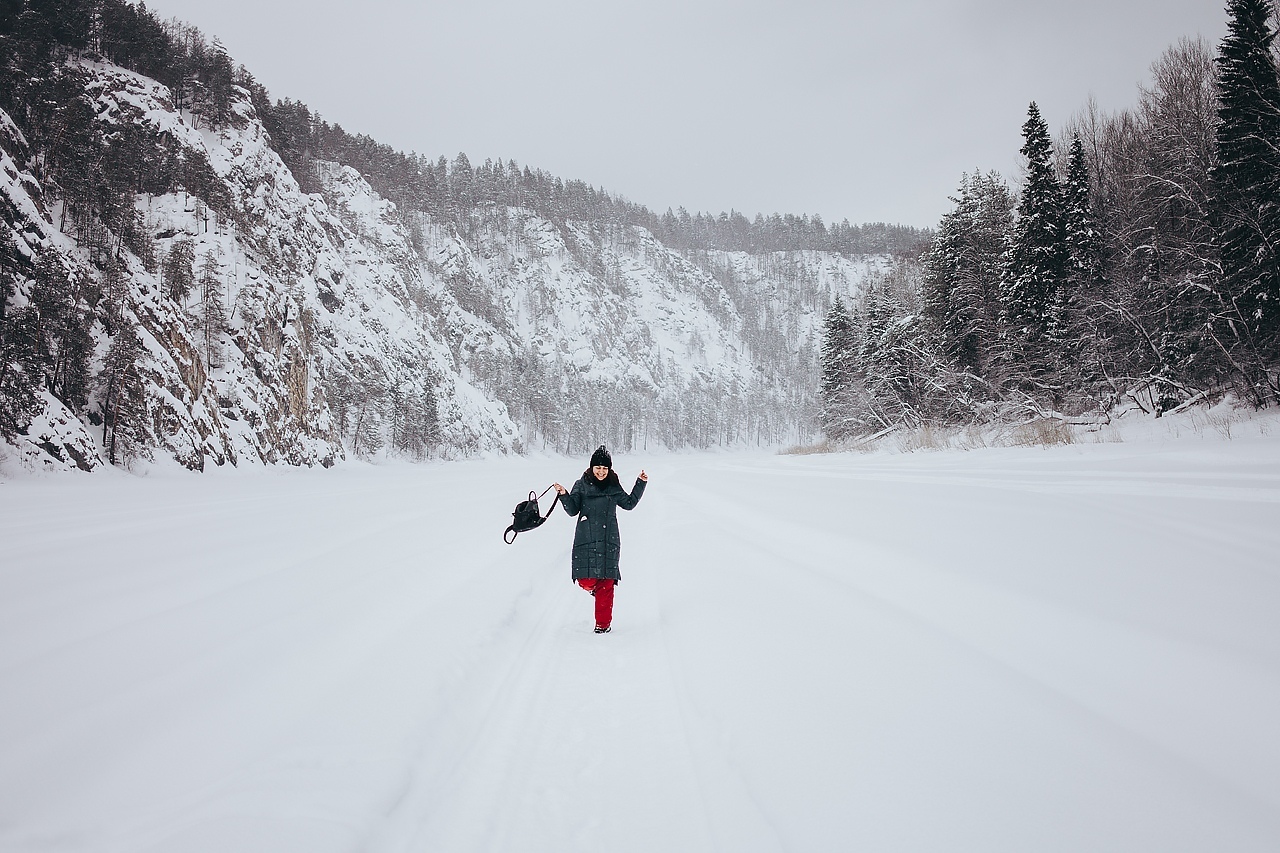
[1056,135,1106,406]
[389,383,438,460]
[923,171,1014,377]
[196,249,225,370]
[0,239,40,439]
[348,374,386,458]
[857,281,934,429]
[101,255,131,331]
[818,296,857,439]
[1002,103,1068,349]
[1061,135,1103,299]
[163,238,195,303]
[205,38,235,128]
[100,323,150,466]
[1211,0,1280,390]
[29,252,93,412]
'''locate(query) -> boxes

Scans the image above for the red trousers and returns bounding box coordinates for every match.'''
[576,578,616,629]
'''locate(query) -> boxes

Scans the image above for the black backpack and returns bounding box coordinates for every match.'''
[504,486,560,544]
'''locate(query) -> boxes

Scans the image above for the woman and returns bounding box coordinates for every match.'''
[553,445,648,633]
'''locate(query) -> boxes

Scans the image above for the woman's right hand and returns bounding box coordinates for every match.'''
[553,483,567,495]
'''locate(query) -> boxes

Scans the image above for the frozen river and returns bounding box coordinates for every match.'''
[3,437,1279,851]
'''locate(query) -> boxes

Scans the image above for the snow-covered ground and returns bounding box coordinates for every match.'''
[3,429,1279,851]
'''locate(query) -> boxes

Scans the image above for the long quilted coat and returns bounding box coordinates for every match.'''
[559,473,646,580]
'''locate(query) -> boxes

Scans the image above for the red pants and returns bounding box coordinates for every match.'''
[576,578,616,629]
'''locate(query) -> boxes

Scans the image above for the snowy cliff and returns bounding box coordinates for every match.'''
[1,58,890,473]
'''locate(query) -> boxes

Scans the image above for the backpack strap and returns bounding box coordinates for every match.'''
[542,487,561,523]
[535,484,560,516]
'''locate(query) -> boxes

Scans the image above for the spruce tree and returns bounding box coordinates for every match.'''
[1057,135,1105,406]
[29,252,93,412]
[858,281,933,429]
[196,249,225,371]
[100,324,150,466]
[818,296,857,439]
[163,238,195,303]
[923,171,1014,377]
[1002,103,1067,348]
[0,239,40,439]
[1061,135,1103,299]
[1211,0,1280,384]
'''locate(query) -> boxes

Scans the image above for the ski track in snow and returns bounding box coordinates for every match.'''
[2,439,1280,852]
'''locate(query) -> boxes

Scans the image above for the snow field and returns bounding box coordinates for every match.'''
[2,436,1279,851]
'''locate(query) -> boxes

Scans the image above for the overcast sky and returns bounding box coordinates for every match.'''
[143,0,1227,229]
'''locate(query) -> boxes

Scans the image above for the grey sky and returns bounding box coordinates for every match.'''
[143,0,1227,228]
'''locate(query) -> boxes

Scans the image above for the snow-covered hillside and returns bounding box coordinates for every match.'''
[414,210,890,451]
[2,59,524,471]
[1,56,893,472]
[3,425,1278,851]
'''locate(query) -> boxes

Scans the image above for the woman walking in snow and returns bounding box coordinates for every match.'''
[553,446,647,634]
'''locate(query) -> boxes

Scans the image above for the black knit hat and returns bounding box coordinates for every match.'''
[590,445,612,468]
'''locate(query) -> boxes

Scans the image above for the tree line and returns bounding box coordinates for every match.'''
[253,98,928,257]
[820,0,1280,440]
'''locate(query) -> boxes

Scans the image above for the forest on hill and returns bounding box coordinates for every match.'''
[2,0,927,469]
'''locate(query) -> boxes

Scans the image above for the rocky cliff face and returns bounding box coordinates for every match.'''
[1,58,887,473]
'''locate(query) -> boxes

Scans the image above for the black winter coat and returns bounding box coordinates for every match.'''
[559,474,646,580]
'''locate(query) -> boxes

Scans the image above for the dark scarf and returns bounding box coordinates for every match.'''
[583,468,621,490]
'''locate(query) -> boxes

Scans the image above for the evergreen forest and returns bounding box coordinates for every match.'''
[820,1,1280,440]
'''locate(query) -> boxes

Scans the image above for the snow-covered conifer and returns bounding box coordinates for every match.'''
[29,252,93,412]
[388,374,439,460]
[1002,103,1067,349]
[1061,135,1103,300]
[1053,134,1106,403]
[196,249,225,371]
[818,296,857,439]
[100,324,150,466]
[1211,0,1280,387]
[163,238,195,304]
[923,171,1014,377]
[0,238,39,439]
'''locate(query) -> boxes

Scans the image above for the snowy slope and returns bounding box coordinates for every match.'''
[412,211,890,451]
[93,59,521,462]
[4,57,898,471]
[3,428,1278,851]
[2,60,521,472]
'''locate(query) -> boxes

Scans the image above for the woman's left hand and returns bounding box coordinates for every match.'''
[638,469,648,482]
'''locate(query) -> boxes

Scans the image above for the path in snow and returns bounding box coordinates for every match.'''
[2,439,1279,852]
